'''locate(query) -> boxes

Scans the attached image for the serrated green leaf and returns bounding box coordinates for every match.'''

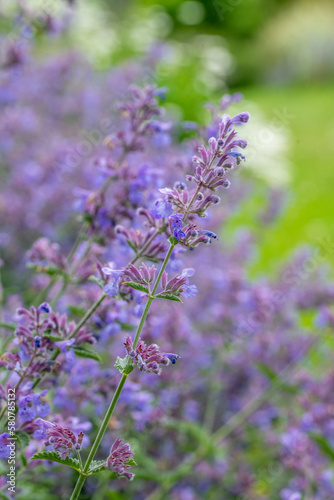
[71,345,102,362]
[124,282,149,294]
[16,431,30,447]
[88,275,105,290]
[32,451,81,471]
[154,293,182,303]
[310,433,334,461]
[87,459,107,475]
[115,355,134,375]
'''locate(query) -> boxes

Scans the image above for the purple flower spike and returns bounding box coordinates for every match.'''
[36,420,85,458]
[170,213,186,241]
[123,336,178,375]
[105,437,135,481]
[37,302,51,313]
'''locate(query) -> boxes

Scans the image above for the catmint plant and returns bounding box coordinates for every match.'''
[38,91,250,499]
[2,8,334,500]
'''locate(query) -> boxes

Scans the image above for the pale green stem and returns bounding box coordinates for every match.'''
[69,242,175,500]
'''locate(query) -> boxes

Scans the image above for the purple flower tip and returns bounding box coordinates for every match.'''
[164,353,181,365]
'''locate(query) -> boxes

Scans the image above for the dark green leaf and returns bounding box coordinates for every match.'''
[43,333,63,342]
[71,345,102,362]
[256,362,278,381]
[0,322,16,331]
[16,431,30,447]
[116,321,135,331]
[67,305,86,316]
[124,282,149,294]
[20,452,28,467]
[126,240,137,253]
[143,257,160,263]
[310,433,334,461]
[256,362,298,394]
[155,293,182,303]
[32,451,81,471]
[26,263,65,277]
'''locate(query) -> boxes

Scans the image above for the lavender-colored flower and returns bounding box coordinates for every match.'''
[105,437,135,481]
[18,391,50,422]
[170,213,185,241]
[280,490,302,500]
[36,419,85,458]
[0,433,11,459]
[123,335,179,375]
[102,267,124,297]
[200,230,218,244]
[164,353,181,365]
[151,199,173,219]
[230,111,250,124]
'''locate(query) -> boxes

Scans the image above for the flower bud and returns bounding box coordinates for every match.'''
[214,167,225,177]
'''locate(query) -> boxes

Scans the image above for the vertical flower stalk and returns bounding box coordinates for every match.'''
[69,240,176,500]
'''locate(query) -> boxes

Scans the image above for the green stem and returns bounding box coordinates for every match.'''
[70,373,128,500]
[152,242,175,296]
[132,297,154,350]
[69,293,107,340]
[69,473,86,500]
[69,242,175,499]
[132,242,175,349]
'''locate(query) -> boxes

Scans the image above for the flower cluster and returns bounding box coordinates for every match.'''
[123,335,180,375]
[1,12,334,500]
[105,438,135,481]
[35,419,85,458]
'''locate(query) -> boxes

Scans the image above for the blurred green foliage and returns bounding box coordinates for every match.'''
[1,0,333,272]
